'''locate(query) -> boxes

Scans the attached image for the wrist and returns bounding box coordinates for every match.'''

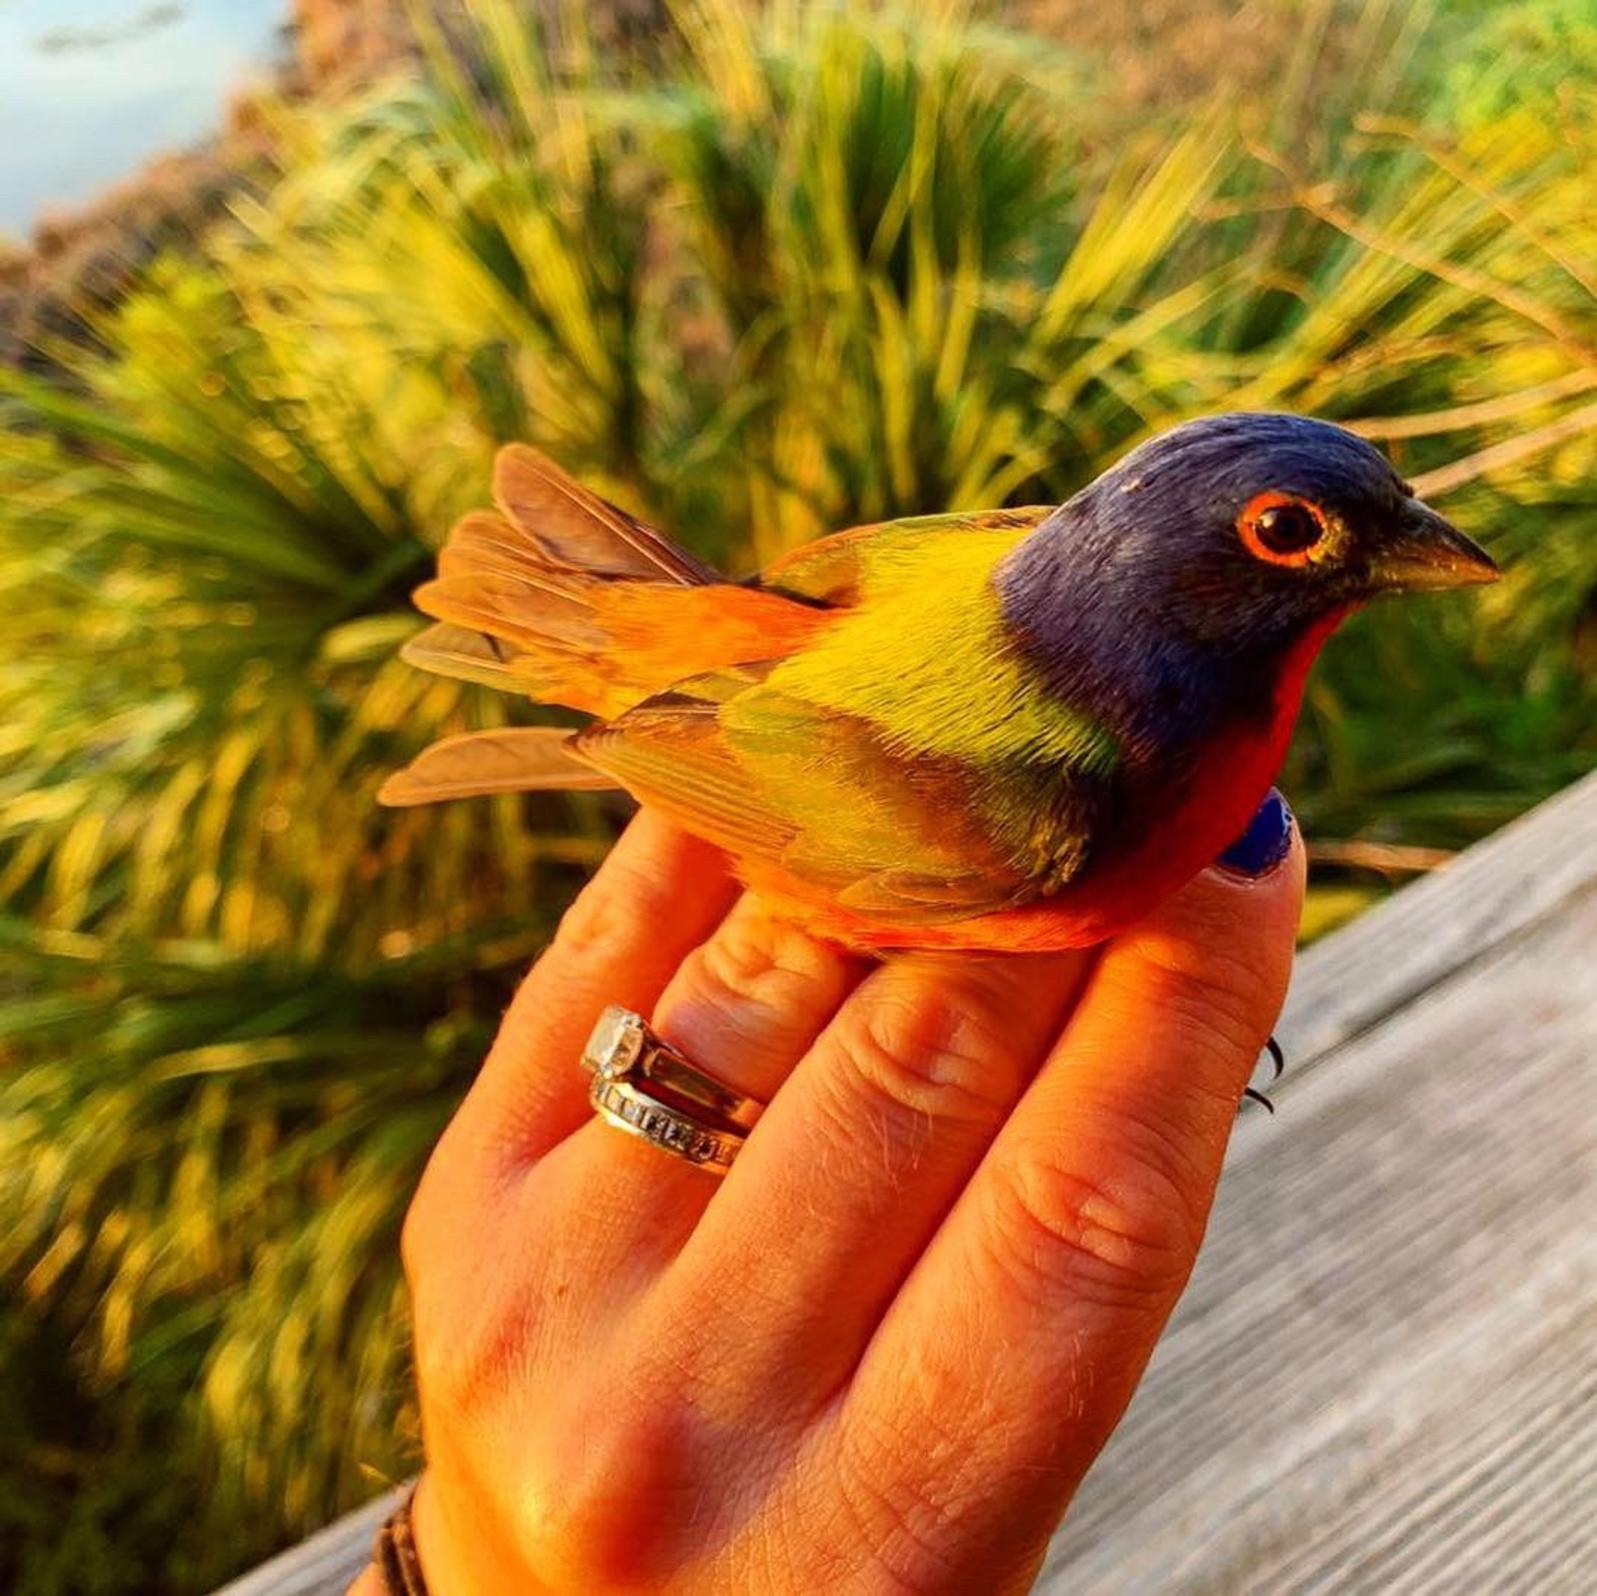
[408,1473,558,1596]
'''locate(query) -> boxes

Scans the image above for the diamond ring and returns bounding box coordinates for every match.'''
[582,1004,765,1132]
[582,1005,765,1175]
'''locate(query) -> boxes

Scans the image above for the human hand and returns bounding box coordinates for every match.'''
[392,797,1303,1593]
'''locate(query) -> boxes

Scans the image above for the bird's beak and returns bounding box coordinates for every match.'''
[1368,499,1501,591]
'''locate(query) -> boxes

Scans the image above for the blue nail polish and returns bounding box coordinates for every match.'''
[1218,790,1294,878]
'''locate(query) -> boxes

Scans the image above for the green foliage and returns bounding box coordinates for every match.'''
[1433,0,1597,129]
[1,1,1594,1587]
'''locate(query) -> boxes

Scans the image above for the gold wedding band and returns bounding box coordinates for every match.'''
[582,1005,765,1131]
[590,1076,744,1176]
[582,1006,764,1176]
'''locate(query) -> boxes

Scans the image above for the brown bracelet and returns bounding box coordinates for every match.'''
[372,1489,429,1596]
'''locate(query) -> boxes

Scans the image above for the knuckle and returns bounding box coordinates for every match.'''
[406,1302,472,1423]
[833,1416,969,1592]
[829,986,1017,1130]
[685,912,840,1033]
[1122,936,1272,1067]
[984,1136,1201,1313]
[527,1389,714,1588]
[408,1272,515,1426]
[403,1188,542,1427]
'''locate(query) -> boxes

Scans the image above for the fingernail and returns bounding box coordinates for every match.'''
[1217,789,1294,879]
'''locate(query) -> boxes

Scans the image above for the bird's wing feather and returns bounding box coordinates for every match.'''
[577,510,1115,922]
[833,868,1031,922]
[574,668,799,861]
[577,666,1035,920]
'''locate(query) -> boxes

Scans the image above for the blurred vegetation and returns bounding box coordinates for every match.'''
[1,0,1594,1587]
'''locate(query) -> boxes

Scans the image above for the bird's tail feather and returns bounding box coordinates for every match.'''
[487,444,718,586]
[385,446,828,806]
[407,445,719,723]
[377,727,617,807]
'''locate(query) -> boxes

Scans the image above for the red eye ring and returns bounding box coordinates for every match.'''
[1237,491,1331,567]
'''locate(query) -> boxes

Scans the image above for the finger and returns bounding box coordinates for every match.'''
[835,830,1305,1582]
[529,894,869,1265]
[402,814,736,1336]
[642,944,1094,1419]
[656,895,871,1104]
[431,811,737,1179]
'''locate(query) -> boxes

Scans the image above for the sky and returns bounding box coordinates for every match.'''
[0,0,285,237]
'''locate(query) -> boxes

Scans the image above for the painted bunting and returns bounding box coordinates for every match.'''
[380,413,1497,952]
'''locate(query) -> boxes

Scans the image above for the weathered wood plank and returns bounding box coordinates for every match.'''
[213,1488,403,1596]
[216,770,1597,1594]
[1036,863,1597,1591]
[1275,767,1597,1075]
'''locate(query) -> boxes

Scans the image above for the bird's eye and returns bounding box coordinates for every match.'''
[1237,492,1331,567]
[1254,504,1321,553]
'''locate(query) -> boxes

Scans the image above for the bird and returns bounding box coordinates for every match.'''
[379,412,1499,953]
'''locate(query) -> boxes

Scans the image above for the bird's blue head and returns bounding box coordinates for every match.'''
[1000,412,1499,747]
